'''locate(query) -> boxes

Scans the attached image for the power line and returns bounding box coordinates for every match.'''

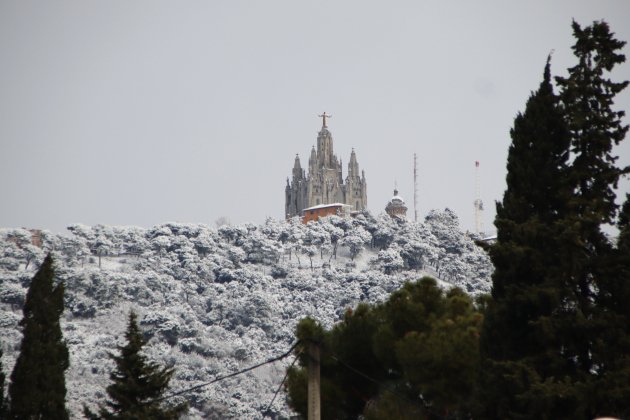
[263,350,301,417]
[330,353,440,417]
[330,354,381,387]
[148,340,300,405]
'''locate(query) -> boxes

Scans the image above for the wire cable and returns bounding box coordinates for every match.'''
[148,340,301,404]
[262,349,302,417]
[330,353,439,417]
[330,354,382,386]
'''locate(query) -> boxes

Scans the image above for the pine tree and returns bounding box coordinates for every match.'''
[286,277,483,419]
[8,254,69,420]
[478,56,573,418]
[85,311,187,419]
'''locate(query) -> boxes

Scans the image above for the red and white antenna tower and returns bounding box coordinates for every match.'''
[414,153,418,222]
[474,161,484,235]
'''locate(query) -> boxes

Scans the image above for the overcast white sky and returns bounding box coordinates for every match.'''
[1,1,629,234]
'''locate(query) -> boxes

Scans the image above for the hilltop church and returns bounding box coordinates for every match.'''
[285,113,367,218]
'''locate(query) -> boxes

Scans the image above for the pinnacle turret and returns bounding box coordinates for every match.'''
[292,154,304,180]
[348,148,360,178]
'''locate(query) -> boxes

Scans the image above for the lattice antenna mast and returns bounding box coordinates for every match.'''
[413,153,418,222]
[474,161,484,235]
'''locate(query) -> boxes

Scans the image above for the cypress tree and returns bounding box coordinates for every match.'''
[587,194,630,418]
[85,311,187,419]
[553,21,628,414]
[8,254,69,419]
[478,56,573,418]
[0,346,5,418]
[479,20,628,418]
[556,20,629,227]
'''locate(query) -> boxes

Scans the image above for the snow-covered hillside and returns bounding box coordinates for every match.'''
[0,210,492,419]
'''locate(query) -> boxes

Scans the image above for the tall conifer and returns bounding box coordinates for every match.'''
[85,311,187,419]
[8,254,69,419]
[588,194,630,417]
[0,346,6,418]
[552,21,628,413]
[480,20,629,418]
[478,57,572,418]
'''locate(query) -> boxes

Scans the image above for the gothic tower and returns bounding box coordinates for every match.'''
[285,114,368,218]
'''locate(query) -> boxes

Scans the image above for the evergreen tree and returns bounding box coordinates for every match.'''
[8,254,69,420]
[0,346,5,418]
[552,21,628,416]
[554,18,628,369]
[478,56,572,418]
[557,20,629,227]
[85,311,187,419]
[588,194,630,418]
[286,277,483,419]
[479,20,629,419]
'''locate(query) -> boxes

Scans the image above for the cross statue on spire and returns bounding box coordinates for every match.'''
[318,112,332,128]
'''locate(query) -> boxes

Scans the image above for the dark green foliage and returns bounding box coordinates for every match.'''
[363,392,425,420]
[395,288,482,414]
[295,317,325,344]
[286,277,484,419]
[85,311,187,419]
[286,317,350,420]
[555,20,628,418]
[8,254,69,420]
[588,194,630,418]
[478,56,573,418]
[480,20,629,419]
[553,21,629,388]
[557,21,629,226]
[0,346,5,418]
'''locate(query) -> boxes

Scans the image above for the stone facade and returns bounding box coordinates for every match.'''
[285,120,367,218]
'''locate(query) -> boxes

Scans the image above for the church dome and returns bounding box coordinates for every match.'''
[391,190,404,202]
[385,189,408,218]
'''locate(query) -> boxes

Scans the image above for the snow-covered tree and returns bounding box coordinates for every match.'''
[340,226,371,261]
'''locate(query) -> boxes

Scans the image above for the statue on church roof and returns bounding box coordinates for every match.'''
[318,111,331,128]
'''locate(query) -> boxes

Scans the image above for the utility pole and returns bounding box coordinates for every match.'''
[307,341,321,420]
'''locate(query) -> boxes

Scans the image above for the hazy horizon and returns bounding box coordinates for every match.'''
[1,1,629,234]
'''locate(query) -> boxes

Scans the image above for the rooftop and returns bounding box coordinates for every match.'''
[302,202,352,212]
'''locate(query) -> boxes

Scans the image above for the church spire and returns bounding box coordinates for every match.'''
[309,146,317,171]
[348,148,360,177]
[285,115,367,219]
[292,154,303,179]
